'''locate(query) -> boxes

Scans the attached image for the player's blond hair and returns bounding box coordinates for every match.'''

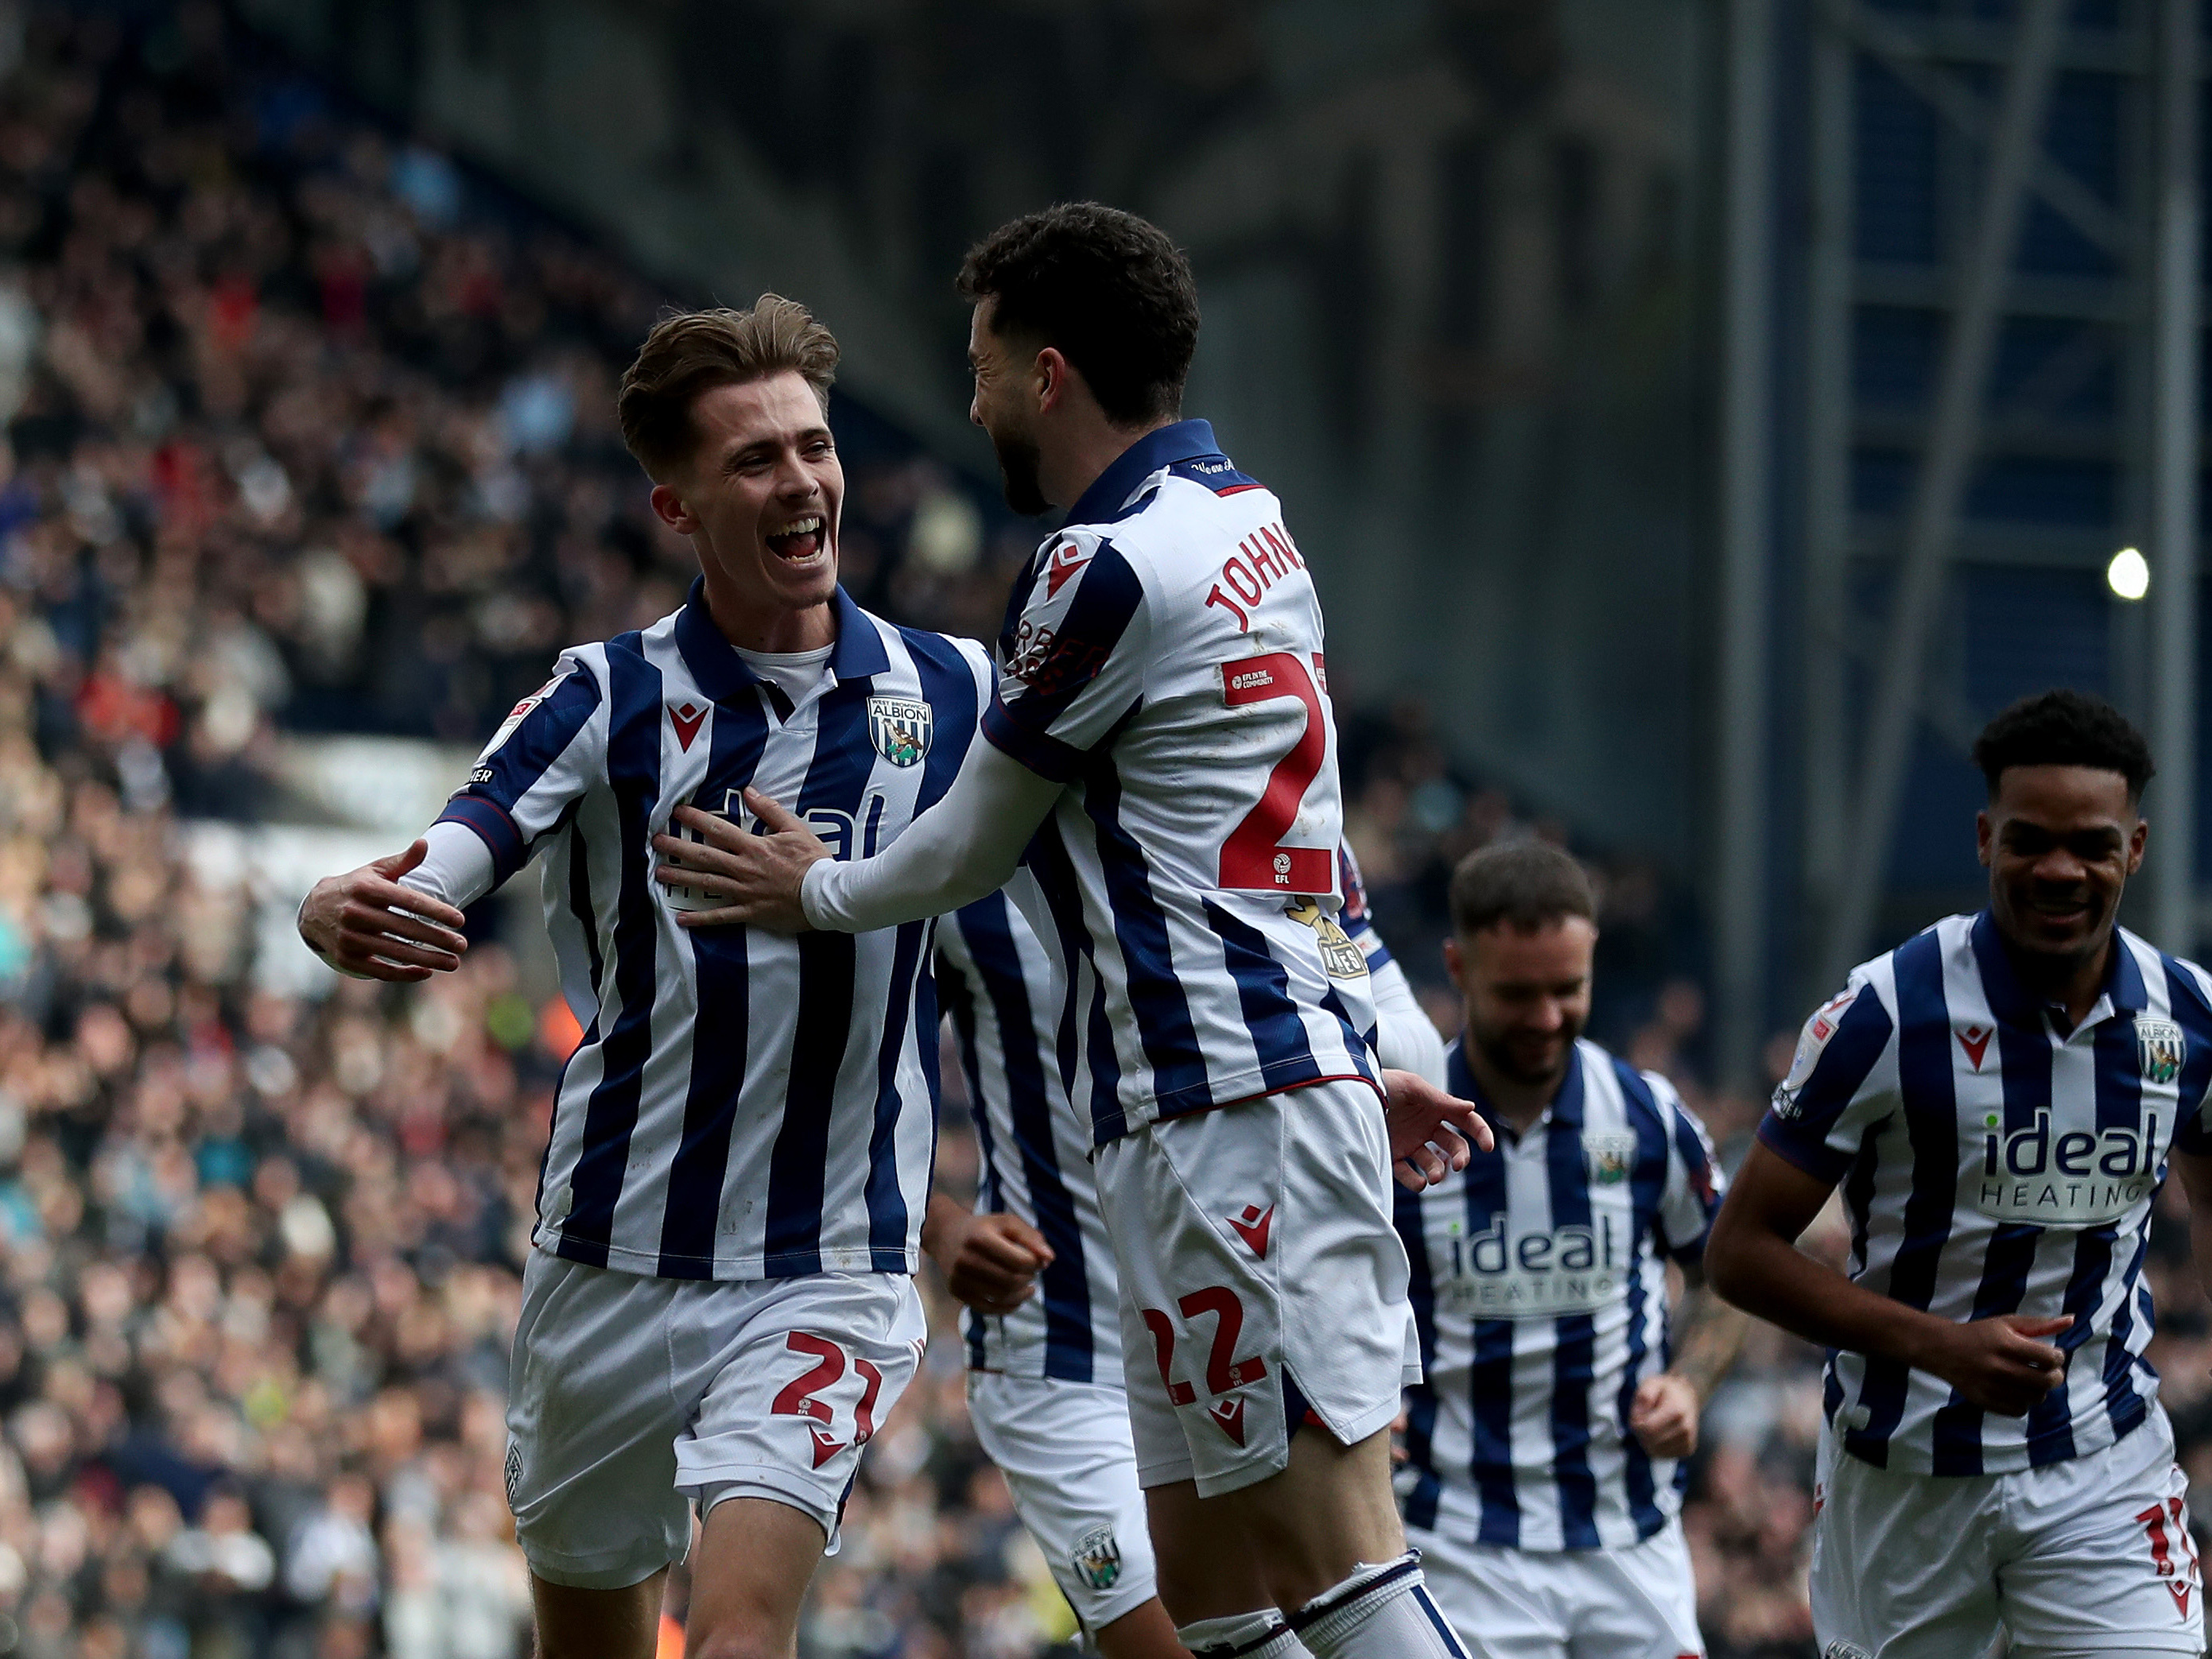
[616,295,840,479]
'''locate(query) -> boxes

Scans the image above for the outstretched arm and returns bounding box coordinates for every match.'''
[1706,1141,2068,1416]
[651,738,1064,934]
[297,828,484,982]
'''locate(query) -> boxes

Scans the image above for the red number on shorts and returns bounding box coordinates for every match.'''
[2140,1497,2202,1582]
[1139,1308,1197,1405]
[1178,1285,1269,1393]
[771,1332,846,1426]
[1218,653,1333,893]
[852,1356,883,1445]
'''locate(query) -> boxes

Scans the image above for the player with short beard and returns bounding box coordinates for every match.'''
[663,204,1487,1659]
[1396,842,1744,1657]
[297,297,995,1659]
[1709,689,2212,1659]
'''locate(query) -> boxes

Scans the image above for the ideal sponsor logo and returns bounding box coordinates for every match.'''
[1973,1109,2160,1225]
[1434,1215,1625,1320]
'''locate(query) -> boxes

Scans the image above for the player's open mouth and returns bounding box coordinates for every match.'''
[765,515,826,564]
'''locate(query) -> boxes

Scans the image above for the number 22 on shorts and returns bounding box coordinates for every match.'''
[1219,652,1331,893]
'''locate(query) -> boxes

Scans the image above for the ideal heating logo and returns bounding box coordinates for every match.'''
[1434,1215,1626,1320]
[1974,1110,2160,1226]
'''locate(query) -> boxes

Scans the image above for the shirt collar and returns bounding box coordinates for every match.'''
[1445,1037,1585,1140]
[1065,419,1224,527]
[673,577,889,704]
[1969,908,2145,1030]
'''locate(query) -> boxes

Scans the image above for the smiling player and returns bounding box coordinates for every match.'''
[297,297,994,1659]
[661,206,1486,1659]
[1709,689,2212,1659]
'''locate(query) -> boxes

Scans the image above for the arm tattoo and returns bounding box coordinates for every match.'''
[1669,1266,1752,1403]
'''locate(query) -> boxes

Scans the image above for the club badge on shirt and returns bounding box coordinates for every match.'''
[1585,1132,1638,1187]
[867,696,933,768]
[2138,1017,2186,1086]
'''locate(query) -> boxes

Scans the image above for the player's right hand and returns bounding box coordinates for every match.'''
[297,840,470,983]
[1920,1313,2072,1415]
[929,1209,1054,1317]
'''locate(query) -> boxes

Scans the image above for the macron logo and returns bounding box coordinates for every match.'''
[806,1425,847,1468]
[1957,1025,1993,1072]
[1207,1397,1248,1445]
[1045,542,1092,599]
[1226,1204,1275,1260]
[669,702,706,752]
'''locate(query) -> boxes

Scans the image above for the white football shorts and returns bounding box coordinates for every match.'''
[504,1250,926,1589]
[1096,1077,1419,1498]
[1809,1406,2204,1658]
[966,1370,1158,1638]
[1407,1517,1705,1659]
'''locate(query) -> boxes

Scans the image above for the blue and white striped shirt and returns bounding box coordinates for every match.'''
[984,420,1380,1146]
[435,579,993,1281]
[1396,1037,1722,1552]
[1760,912,2212,1475]
[936,876,1123,1386]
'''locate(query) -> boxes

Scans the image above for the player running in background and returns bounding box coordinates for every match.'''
[297,299,995,1659]
[1398,843,1743,1658]
[926,849,1445,1658]
[1707,689,2212,1659]
[663,204,1484,1659]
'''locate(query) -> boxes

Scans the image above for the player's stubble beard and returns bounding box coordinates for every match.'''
[990,427,1050,517]
[1472,1012,1584,1092]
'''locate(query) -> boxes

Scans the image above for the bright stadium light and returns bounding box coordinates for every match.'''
[2109,546,2151,602]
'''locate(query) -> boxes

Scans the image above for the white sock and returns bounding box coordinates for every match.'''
[1176,1611,1305,1657]
[1287,1554,1468,1659]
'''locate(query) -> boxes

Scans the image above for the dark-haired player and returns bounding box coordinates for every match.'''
[668,205,1483,1658]
[1708,688,2212,1659]
[1398,842,1742,1658]
[298,298,993,1659]
[926,847,1442,1658]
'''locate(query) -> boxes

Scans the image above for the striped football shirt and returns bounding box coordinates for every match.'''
[435,578,992,1280]
[1759,912,2212,1475]
[1396,1037,1723,1551]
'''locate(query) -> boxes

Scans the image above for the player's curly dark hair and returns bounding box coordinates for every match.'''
[1971,688,2156,802]
[957,203,1199,428]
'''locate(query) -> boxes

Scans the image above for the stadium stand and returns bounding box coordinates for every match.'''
[14,6,2202,1659]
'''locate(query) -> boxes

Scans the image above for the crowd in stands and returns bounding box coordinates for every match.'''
[2,6,2199,1659]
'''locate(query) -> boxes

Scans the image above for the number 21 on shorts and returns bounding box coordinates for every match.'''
[1219,652,1331,893]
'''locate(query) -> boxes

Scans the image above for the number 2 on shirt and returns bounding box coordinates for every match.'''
[1218,651,1333,893]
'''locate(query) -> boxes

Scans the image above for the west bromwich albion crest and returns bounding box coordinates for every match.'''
[1585,1131,1637,1187]
[1070,1523,1122,1591]
[867,696,932,768]
[2138,1016,2186,1087]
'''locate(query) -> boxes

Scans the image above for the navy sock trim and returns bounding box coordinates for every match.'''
[1286,1556,1422,1633]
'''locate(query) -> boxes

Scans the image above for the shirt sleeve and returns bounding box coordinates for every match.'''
[2167,959,2212,1155]
[1650,1075,1725,1262]
[1336,842,1397,971]
[1368,957,1446,1087]
[980,531,1151,782]
[1756,973,1900,1184]
[801,738,1065,933]
[433,648,606,888]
